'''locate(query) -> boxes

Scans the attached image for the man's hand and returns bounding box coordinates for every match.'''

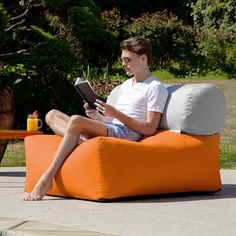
[95,99,161,136]
[94,99,117,117]
[84,103,98,119]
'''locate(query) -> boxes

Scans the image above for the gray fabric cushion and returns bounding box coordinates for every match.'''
[159,83,226,135]
[107,83,226,135]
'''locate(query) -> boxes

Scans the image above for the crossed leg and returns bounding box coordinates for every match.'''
[45,109,70,136]
[45,109,89,144]
[23,110,108,201]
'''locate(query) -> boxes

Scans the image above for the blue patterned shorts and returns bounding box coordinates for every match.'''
[105,121,143,141]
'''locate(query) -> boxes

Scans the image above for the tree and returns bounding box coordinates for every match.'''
[0,0,117,129]
[0,3,8,48]
[0,0,117,67]
[192,0,236,77]
[0,0,48,64]
[95,0,196,23]
[123,12,200,75]
[193,0,236,31]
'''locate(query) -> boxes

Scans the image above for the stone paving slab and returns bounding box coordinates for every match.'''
[0,167,236,236]
[0,217,115,236]
[0,217,24,231]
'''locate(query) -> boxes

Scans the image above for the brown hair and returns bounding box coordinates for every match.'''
[120,37,152,66]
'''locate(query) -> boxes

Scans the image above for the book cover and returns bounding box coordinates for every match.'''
[74,78,97,109]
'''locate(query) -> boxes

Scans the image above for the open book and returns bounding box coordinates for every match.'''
[74,78,97,109]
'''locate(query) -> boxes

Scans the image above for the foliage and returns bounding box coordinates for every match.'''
[0,37,82,130]
[13,38,80,130]
[31,38,77,79]
[42,0,71,11]
[102,7,129,40]
[31,25,53,41]
[95,0,196,23]
[41,0,118,67]
[0,0,117,67]
[125,12,200,75]
[1,0,236,130]
[192,0,236,77]
[0,0,118,129]
[193,0,236,31]
[68,5,118,67]
[0,63,35,86]
[42,0,101,18]
[0,3,8,47]
[197,30,236,77]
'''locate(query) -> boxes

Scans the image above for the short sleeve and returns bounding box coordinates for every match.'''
[147,84,168,113]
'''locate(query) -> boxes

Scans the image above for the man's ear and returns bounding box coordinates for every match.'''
[141,54,148,64]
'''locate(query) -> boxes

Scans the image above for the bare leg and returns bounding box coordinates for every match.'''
[45,109,88,144]
[23,115,107,201]
[45,109,70,136]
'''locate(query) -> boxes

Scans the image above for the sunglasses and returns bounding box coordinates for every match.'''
[120,57,133,64]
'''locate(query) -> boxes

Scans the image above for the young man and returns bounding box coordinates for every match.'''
[23,37,168,201]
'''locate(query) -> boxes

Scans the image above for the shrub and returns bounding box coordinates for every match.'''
[68,6,118,67]
[43,1,118,67]
[102,7,128,40]
[0,3,8,47]
[225,42,236,78]
[31,37,77,79]
[42,0,101,18]
[125,12,200,75]
[0,38,83,130]
[96,0,195,23]
[193,0,236,77]
[197,30,236,72]
[193,0,236,31]
[0,63,35,86]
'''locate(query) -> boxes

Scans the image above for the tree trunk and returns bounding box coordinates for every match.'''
[0,86,14,163]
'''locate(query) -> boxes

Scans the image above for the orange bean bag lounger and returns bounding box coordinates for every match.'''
[25,131,221,201]
[24,83,226,201]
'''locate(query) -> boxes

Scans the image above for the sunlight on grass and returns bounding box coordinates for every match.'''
[0,141,25,167]
[154,70,229,81]
[220,140,236,169]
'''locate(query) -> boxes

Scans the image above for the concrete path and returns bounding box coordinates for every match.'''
[0,167,236,236]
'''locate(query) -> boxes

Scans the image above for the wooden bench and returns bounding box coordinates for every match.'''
[0,130,43,163]
[0,130,43,140]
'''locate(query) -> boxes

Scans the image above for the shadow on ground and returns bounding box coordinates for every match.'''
[1,170,235,203]
[0,171,26,177]
[107,184,236,204]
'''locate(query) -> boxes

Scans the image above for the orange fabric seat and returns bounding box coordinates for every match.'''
[25,130,221,201]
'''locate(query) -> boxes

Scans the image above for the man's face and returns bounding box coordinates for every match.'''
[121,50,146,76]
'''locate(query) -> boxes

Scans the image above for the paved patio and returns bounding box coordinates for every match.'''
[0,167,236,236]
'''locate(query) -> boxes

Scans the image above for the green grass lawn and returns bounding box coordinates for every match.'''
[220,140,236,169]
[1,72,236,169]
[0,141,25,167]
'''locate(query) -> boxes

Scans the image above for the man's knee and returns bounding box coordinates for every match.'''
[45,109,59,126]
[69,115,84,125]
[68,115,86,132]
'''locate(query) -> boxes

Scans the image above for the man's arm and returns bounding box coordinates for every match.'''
[95,99,161,136]
[112,109,161,136]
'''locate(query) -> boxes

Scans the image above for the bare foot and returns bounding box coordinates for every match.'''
[23,175,52,201]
